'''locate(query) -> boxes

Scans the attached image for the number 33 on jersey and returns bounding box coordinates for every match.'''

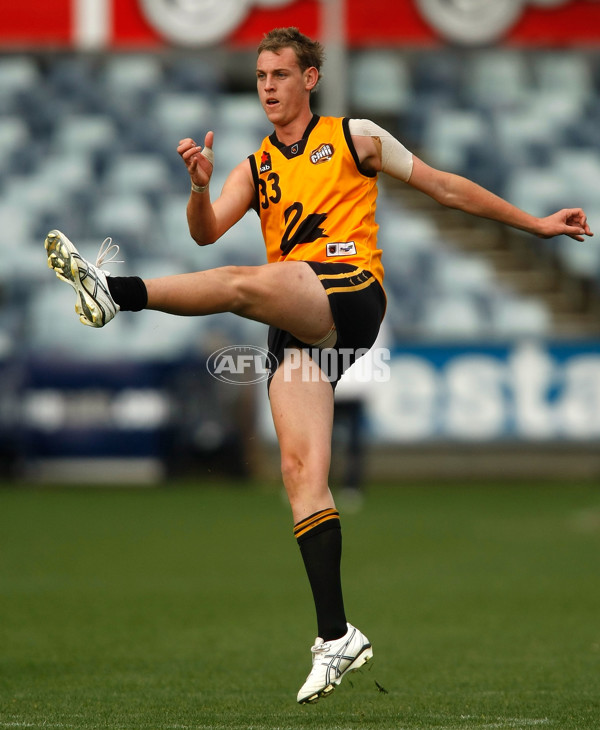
[249,115,385,286]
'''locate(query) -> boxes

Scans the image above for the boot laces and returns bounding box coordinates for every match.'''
[95,237,123,269]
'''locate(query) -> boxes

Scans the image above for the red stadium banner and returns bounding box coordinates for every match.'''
[0,0,599,48]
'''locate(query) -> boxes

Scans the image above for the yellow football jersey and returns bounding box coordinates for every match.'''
[249,115,384,286]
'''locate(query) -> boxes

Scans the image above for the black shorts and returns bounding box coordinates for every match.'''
[267,262,386,390]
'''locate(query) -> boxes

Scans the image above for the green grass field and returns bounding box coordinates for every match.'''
[1,480,599,729]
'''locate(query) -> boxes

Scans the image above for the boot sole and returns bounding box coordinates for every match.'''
[45,230,104,327]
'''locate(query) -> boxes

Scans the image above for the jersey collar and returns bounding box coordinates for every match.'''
[269,114,320,159]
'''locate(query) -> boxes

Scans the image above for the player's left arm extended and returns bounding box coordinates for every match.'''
[408,155,593,243]
[350,119,592,243]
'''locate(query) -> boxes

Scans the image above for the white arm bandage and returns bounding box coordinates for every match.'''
[348,118,413,182]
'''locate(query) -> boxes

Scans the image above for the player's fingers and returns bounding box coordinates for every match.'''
[562,209,594,238]
[177,138,196,154]
[565,227,585,242]
[568,209,592,231]
[181,146,202,163]
[579,215,593,236]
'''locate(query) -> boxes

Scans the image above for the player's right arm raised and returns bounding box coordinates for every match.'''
[177,132,255,247]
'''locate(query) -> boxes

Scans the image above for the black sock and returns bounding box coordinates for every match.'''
[294,508,347,641]
[107,276,148,312]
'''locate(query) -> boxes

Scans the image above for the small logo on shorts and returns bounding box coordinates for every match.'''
[327,241,357,257]
[206,345,277,384]
[259,151,272,174]
[310,143,334,164]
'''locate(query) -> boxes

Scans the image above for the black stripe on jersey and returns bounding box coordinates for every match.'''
[342,117,377,178]
[247,154,260,213]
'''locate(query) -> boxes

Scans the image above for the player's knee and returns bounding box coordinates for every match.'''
[280,451,306,489]
[280,450,327,493]
[224,265,265,315]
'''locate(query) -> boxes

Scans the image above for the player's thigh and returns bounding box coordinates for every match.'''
[236,261,333,343]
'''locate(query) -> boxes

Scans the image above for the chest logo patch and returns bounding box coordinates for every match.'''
[327,241,357,257]
[310,143,334,165]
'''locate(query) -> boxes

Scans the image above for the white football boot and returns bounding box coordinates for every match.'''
[45,229,120,328]
[297,623,373,704]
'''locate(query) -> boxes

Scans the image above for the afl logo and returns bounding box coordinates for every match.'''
[310,143,334,165]
[206,345,278,385]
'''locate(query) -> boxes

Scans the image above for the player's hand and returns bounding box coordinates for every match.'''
[538,208,593,242]
[177,131,214,189]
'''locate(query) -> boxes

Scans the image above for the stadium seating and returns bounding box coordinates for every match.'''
[421,108,491,173]
[462,50,532,110]
[350,50,413,115]
[0,56,40,111]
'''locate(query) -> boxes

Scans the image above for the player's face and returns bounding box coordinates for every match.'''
[256,48,313,127]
